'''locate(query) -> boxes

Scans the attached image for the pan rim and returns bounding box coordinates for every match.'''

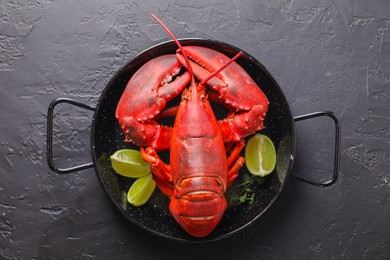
[90,38,296,242]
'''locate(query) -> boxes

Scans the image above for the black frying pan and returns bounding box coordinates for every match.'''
[47,39,340,242]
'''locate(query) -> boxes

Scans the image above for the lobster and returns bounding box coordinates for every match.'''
[115,14,269,237]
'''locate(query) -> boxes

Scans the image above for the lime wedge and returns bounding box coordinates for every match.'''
[110,149,150,178]
[127,173,156,206]
[245,134,276,177]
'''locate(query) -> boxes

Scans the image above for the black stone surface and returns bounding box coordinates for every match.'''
[1,0,389,259]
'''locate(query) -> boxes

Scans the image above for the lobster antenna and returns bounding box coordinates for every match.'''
[151,13,196,87]
[199,51,243,86]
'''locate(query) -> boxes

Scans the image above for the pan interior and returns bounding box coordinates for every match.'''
[91,39,295,242]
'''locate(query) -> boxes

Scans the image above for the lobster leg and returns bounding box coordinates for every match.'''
[226,141,245,168]
[226,141,245,187]
[140,147,174,197]
[154,106,179,120]
[227,157,245,188]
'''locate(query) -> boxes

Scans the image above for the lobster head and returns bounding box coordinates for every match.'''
[169,177,227,238]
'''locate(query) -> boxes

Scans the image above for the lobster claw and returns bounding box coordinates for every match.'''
[115,54,191,149]
[177,46,269,142]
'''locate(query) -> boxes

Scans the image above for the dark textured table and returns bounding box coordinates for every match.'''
[1,0,389,259]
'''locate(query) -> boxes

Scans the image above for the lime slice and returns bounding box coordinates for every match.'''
[127,173,156,206]
[245,134,276,177]
[110,149,150,178]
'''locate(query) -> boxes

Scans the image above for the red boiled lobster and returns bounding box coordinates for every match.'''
[115,14,269,237]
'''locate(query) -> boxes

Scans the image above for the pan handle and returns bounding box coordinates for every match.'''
[292,111,340,187]
[46,98,95,174]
